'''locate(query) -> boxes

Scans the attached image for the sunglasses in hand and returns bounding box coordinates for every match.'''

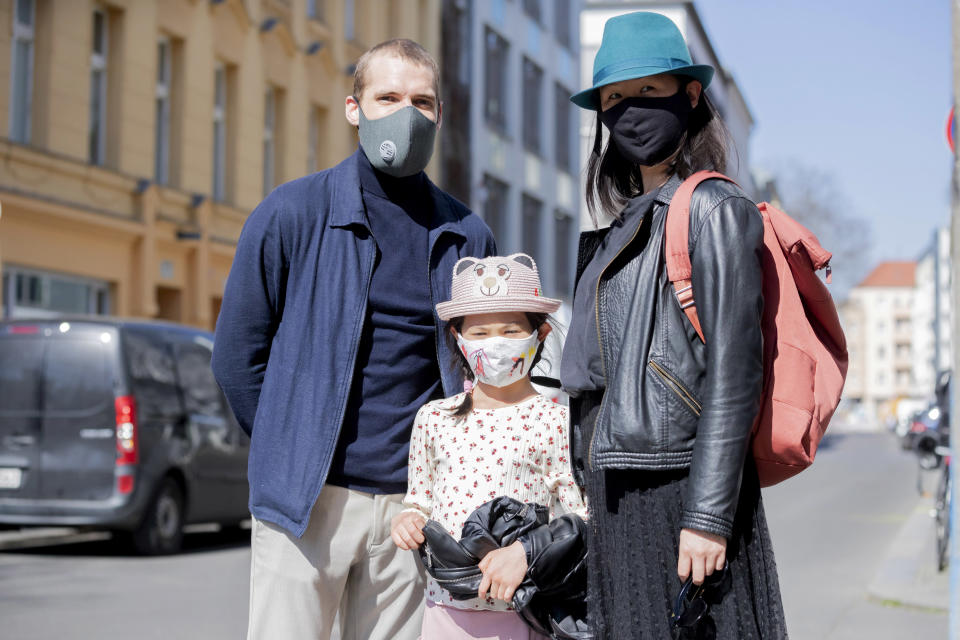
[671,566,730,630]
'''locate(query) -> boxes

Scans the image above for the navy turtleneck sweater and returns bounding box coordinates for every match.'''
[325,147,443,494]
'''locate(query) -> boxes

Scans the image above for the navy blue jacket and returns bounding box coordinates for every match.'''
[211,150,496,536]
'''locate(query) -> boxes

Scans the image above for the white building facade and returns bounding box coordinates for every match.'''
[912,227,953,395]
[840,262,916,426]
[578,0,755,229]
[456,0,583,303]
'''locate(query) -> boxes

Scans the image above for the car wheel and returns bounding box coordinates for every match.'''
[132,478,184,555]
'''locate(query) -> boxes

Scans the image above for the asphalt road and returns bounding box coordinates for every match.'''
[764,431,948,640]
[0,431,948,639]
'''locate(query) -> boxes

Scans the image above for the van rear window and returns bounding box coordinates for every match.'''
[0,337,114,415]
[0,337,43,413]
[45,340,113,413]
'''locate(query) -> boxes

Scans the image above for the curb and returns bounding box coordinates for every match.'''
[867,498,951,612]
[0,528,110,551]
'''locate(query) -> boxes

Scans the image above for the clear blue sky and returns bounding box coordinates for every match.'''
[694,0,953,268]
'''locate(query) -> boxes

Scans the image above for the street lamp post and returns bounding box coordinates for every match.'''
[951,3,960,638]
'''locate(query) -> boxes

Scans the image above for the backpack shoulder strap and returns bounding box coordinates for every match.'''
[664,170,737,344]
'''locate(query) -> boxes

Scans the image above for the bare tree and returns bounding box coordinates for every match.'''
[759,162,873,298]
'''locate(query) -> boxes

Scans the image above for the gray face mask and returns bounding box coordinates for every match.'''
[357,104,438,177]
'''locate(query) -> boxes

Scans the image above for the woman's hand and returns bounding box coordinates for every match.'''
[478,541,528,602]
[390,511,426,550]
[678,528,726,585]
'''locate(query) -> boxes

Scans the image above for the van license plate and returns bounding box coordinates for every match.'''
[0,468,22,489]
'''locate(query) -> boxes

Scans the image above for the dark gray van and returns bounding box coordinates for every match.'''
[0,317,249,554]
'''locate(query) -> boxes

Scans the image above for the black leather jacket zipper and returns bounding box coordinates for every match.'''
[590,214,647,470]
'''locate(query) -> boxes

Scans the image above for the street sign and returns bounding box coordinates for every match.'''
[947,106,955,153]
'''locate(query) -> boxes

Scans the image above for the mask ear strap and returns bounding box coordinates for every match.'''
[593,114,603,156]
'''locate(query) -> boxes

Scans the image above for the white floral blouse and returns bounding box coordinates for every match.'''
[402,392,589,611]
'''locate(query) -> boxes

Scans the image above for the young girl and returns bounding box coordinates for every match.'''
[391,253,588,639]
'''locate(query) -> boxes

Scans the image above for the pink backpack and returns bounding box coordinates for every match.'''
[664,171,848,487]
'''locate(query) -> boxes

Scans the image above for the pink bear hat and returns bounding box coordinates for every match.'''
[435,253,562,321]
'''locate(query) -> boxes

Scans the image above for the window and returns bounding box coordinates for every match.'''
[15,272,43,308]
[307,105,327,174]
[45,340,113,413]
[554,83,573,172]
[173,341,224,418]
[555,212,572,298]
[482,174,509,249]
[307,0,323,21]
[263,87,285,196]
[9,0,35,144]
[155,38,172,185]
[125,330,181,420]
[554,0,572,49]
[521,194,543,265]
[0,337,42,413]
[522,58,543,154]
[4,267,110,319]
[344,0,354,41]
[523,0,541,23]
[484,28,509,131]
[263,87,276,197]
[89,8,108,165]
[212,63,227,201]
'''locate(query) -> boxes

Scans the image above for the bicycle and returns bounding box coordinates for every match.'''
[933,444,952,572]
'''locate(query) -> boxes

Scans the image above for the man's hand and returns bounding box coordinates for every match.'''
[391,511,426,550]
[477,541,528,602]
[678,528,727,585]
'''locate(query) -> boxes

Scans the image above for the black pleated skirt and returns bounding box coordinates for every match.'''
[577,407,788,639]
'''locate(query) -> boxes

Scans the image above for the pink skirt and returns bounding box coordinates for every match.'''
[420,599,549,640]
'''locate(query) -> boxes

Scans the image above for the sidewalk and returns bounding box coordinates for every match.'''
[867,496,951,612]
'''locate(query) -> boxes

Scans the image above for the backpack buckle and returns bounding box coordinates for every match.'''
[674,284,695,309]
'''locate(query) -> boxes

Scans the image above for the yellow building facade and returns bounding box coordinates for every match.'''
[0,0,440,330]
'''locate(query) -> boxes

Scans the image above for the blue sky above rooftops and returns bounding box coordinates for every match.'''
[693,0,952,267]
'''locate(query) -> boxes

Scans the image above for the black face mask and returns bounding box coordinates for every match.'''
[599,89,693,166]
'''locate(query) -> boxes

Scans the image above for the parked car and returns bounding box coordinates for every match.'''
[0,317,249,554]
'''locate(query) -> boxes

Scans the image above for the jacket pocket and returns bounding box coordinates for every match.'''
[648,359,702,417]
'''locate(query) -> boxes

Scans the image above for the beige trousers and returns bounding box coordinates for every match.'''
[247,485,426,640]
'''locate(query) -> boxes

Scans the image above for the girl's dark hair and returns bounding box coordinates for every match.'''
[447,312,550,418]
[584,78,732,225]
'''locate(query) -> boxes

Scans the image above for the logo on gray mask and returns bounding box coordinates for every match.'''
[379,140,397,163]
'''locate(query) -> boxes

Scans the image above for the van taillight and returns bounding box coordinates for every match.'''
[115,395,139,467]
[8,325,39,334]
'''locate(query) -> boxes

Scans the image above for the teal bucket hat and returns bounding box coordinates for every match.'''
[571,11,714,111]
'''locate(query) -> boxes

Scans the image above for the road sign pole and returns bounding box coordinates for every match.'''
[950,3,960,638]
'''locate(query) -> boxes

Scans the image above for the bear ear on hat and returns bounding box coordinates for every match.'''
[509,253,535,269]
[454,257,478,275]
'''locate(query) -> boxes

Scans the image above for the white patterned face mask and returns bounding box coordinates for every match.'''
[456,332,541,388]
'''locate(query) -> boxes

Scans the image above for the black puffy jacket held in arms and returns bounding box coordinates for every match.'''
[417,496,592,640]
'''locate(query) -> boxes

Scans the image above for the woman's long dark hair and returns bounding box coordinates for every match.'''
[447,312,550,418]
[585,77,732,225]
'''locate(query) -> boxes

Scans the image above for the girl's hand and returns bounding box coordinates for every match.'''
[477,541,528,602]
[678,528,727,585]
[390,511,426,550]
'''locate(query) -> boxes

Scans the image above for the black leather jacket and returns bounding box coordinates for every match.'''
[418,497,592,640]
[570,175,764,539]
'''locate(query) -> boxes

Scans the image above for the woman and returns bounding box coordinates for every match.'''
[561,11,787,639]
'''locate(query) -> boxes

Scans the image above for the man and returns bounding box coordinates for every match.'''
[212,39,495,640]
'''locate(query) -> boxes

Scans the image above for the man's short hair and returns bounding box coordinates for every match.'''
[353,39,441,103]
